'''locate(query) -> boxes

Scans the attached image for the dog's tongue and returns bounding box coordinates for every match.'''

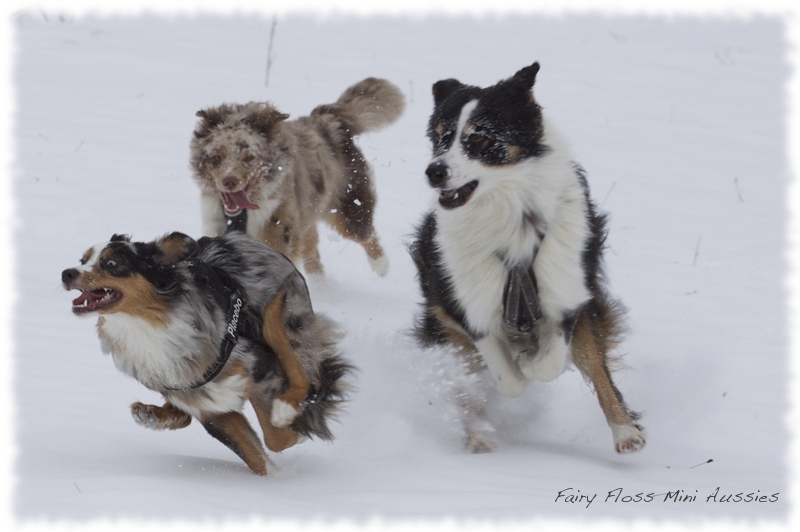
[221,191,259,215]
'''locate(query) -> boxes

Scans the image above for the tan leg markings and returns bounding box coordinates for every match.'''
[250,395,303,452]
[200,411,268,475]
[263,293,310,412]
[361,235,385,263]
[324,206,385,263]
[571,314,635,427]
[131,401,192,430]
[299,225,324,275]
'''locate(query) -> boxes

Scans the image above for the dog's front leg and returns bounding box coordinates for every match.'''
[200,411,270,475]
[130,401,192,430]
[474,335,528,397]
[519,317,574,382]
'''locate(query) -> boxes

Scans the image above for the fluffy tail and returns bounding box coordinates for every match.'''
[290,355,355,440]
[312,78,405,135]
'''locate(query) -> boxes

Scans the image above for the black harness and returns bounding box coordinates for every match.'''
[165,257,259,391]
[225,211,247,234]
[503,263,542,337]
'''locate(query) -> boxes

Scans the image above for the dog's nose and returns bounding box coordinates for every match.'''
[425,161,450,187]
[62,268,79,285]
[222,176,239,190]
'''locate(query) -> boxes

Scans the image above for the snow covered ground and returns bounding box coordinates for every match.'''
[5,2,798,531]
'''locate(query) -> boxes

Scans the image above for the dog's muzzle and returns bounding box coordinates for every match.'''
[425,161,450,188]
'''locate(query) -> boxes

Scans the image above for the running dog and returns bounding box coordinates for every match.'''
[190,78,405,276]
[409,63,645,454]
[62,231,352,475]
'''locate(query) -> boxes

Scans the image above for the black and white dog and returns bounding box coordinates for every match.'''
[410,63,645,454]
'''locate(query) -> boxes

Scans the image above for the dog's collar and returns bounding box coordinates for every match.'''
[164,258,248,391]
[225,210,247,234]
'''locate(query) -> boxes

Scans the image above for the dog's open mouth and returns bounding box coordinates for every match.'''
[71,288,122,315]
[221,191,260,217]
[438,180,479,210]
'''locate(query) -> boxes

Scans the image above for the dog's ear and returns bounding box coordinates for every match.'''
[154,232,198,266]
[110,233,131,243]
[432,79,464,106]
[194,106,234,139]
[243,104,289,137]
[512,62,540,88]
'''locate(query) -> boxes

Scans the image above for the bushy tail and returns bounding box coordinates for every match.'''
[290,355,355,441]
[312,78,405,135]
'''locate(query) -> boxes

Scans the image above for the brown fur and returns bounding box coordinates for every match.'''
[79,270,171,328]
[63,232,352,475]
[262,293,310,417]
[190,78,405,276]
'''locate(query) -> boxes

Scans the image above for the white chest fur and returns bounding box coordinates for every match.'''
[98,314,249,415]
[98,314,200,389]
[434,122,593,335]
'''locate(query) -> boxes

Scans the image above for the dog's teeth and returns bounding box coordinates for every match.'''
[454,192,460,199]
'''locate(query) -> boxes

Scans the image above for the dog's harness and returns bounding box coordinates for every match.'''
[164,257,259,391]
[502,263,542,336]
[225,211,247,234]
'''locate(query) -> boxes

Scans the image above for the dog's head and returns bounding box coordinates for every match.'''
[190,102,290,217]
[425,62,547,210]
[62,233,198,318]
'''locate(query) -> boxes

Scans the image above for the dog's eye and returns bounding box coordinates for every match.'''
[464,133,486,147]
[241,154,255,164]
[207,155,223,168]
[104,258,119,269]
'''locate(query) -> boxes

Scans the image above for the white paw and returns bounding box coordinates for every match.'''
[271,399,300,428]
[519,334,570,382]
[475,336,528,397]
[611,423,647,453]
[131,404,158,428]
[369,254,390,277]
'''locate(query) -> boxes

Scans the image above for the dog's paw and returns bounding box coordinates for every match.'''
[131,402,191,430]
[519,344,570,383]
[131,402,164,430]
[369,254,390,277]
[611,423,647,454]
[271,398,301,428]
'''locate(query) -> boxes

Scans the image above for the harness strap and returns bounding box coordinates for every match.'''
[503,263,542,335]
[225,211,247,234]
[165,258,254,391]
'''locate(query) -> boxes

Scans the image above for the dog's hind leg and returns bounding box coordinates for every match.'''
[298,225,324,276]
[570,306,646,454]
[200,411,269,475]
[130,401,192,430]
[326,172,389,276]
[456,355,499,454]
[263,292,311,428]
[249,395,304,452]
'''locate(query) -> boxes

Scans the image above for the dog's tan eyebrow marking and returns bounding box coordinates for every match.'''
[80,248,94,265]
[435,123,445,135]
[506,145,521,160]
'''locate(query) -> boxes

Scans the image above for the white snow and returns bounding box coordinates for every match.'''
[4,2,799,532]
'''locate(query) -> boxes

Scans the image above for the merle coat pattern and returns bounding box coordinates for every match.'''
[62,231,352,475]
